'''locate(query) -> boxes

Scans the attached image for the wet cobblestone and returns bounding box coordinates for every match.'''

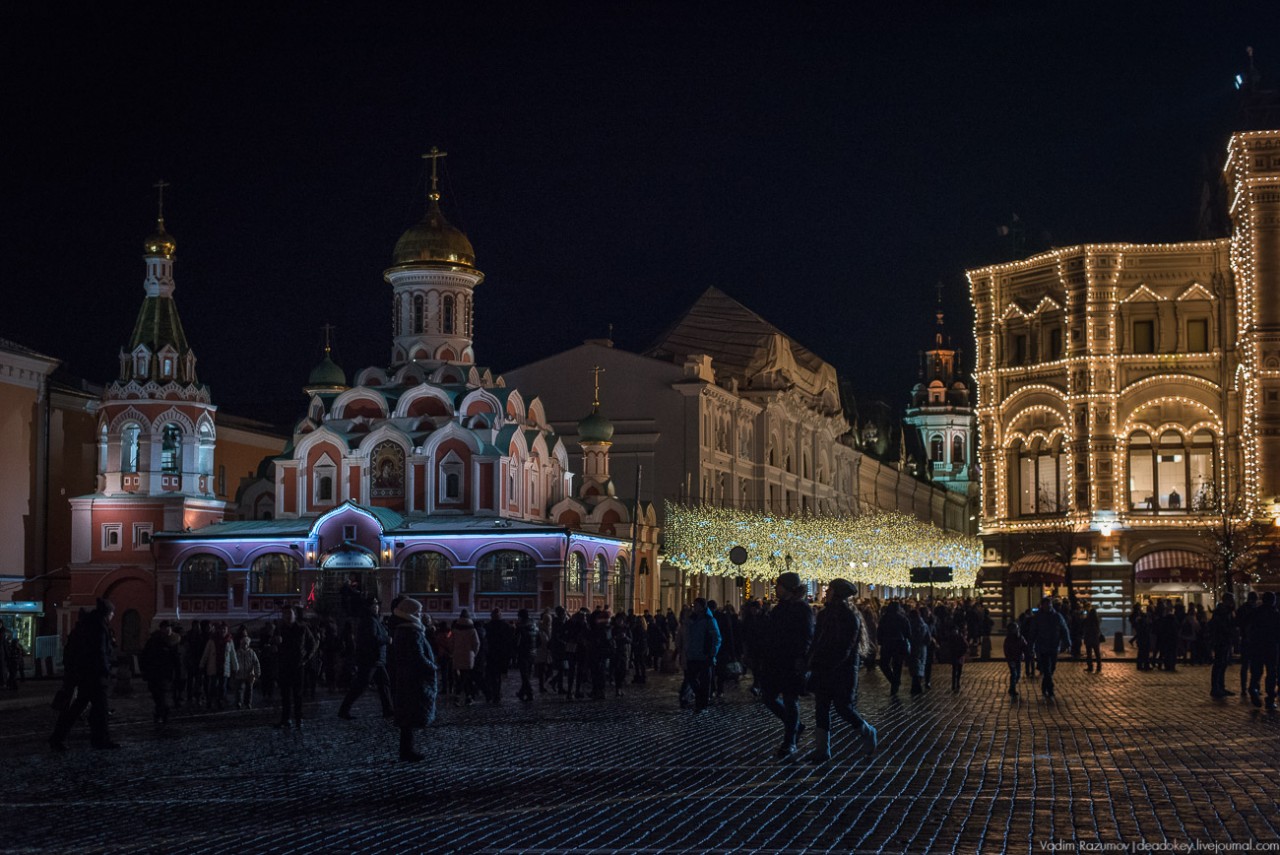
[1,662,1278,854]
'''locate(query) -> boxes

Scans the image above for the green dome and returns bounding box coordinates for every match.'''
[577,407,614,444]
[308,353,347,388]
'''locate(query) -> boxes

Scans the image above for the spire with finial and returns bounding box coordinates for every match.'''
[306,322,347,393]
[578,364,614,444]
[390,147,476,267]
[143,179,177,259]
[423,146,447,203]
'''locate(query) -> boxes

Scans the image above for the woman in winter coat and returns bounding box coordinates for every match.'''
[805,579,876,763]
[390,598,437,762]
[450,610,481,704]
[198,623,239,710]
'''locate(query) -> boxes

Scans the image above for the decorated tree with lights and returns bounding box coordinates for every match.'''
[1195,489,1271,599]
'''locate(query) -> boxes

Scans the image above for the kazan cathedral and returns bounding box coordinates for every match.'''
[69,161,659,642]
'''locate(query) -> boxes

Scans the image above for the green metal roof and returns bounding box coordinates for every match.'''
[129,295,190,359]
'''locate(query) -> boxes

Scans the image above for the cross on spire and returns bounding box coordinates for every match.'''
[321,322,336,356]
[153,179,170,226]
[590,364,605,409]
[422,147,447,202]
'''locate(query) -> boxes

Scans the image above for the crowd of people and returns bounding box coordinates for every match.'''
[42,577,1280,762]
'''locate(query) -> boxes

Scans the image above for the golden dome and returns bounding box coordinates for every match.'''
[143,220,176,259]
[392,199,475,268]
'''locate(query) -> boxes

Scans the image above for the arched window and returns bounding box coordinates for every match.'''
[1128,429,1215,512]
[611,556,628,612]
[250,553,300,594]
[401,551,453,594]
[181,554,228,596]
[477,550,537,593]
[952,435,965,464]
[411,293,425,334]
[593,555,608,596]
[161,423,182,473]
[1013,437,1066,516]
[442,294,455,335]
[566,552,586,594]
[930,435,944,462]
[318,475,333,502]
[120,423,140,473]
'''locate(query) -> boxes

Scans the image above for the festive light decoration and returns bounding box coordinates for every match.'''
[663,501,981,587]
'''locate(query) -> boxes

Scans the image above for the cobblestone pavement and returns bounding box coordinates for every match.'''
[2,661,1279,854]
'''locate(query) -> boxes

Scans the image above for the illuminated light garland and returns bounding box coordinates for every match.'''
[662,502,981,588]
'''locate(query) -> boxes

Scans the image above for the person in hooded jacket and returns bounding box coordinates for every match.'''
[389,598,437,762]
[758,573,814,758]
[876,602,911,695]
[1003,622,1030,699]
[681,598,721,711]
[805,579,876,763]
[338,596,393,719]
[450,609,481,705]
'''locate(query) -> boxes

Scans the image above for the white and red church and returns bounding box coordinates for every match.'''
[69,159,659,646]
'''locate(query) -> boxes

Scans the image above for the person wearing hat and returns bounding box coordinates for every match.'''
[50,598,118,751]
[805,579,876,762]
[338,596,393,720]
[757,571,814,758]
[389,598,437,761]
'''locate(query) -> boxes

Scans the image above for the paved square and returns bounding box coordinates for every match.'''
[2,661,1278,854]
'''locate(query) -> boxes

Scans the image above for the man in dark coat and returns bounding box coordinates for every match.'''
[758,572,814,758]
[1245,591,1280,710]
[1207,593,1236,698]
[806,579,875,763]
[272,606,316,729]
[338,597,393,719]
[390,598,437,762]
[514,608,539,702]
[1027,598,1070,699]
[141,621,182,725]
[876,602,911,695]
[1238,592,1259,695]
[50,598,117,751]
[483,609,516,705]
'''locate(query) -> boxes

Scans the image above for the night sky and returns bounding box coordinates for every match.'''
[3,4,1275,429]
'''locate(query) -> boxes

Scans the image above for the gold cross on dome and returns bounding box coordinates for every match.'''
[422,147,448,201]
[153,179,170,224]
[321,322,336,355]
[591,365,605,408]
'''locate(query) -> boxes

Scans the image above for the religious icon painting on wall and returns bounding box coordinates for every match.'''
[371,441,405,496]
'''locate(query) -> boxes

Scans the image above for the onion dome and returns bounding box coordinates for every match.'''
[308,352,347,388]
[392,199,476,267]
[577,407,615,444]
[144,221,177,259]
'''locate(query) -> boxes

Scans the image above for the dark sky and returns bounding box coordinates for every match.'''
[3,4,1275,429]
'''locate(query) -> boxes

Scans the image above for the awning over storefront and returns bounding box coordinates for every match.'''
[1134,549,1212,584]
[1007,552,1065,585]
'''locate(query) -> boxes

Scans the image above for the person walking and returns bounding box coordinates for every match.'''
[805,579,876,763]
[50,599,118,751]
[338,596,393,720]
[199,623,238,710]
[1208,593,1237,698]
[484,608,516,705]
[140,620,181,725]
[1245,591,1280,710]
[389,598,437,762]
[1082,606,1103,673]
[450,610,481,705]
[1004,622,1029,699]
[758,573,813,758]
[514,608,539,702]
[941,620,968,692]
[1028,598,1070,699]
[907,606,932,695]
[272,606,316,729]
[876,601,911,695]
[681,598,721,712]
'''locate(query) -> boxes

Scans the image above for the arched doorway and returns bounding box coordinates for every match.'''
[120,609,144,654]
[318,541,380,615]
